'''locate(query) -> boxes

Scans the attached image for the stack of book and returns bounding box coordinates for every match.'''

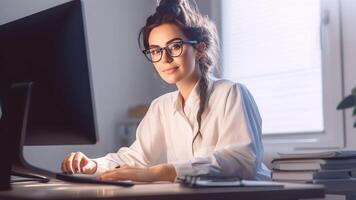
[271,150,356,185]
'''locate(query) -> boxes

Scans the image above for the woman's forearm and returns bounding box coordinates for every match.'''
[149,164,177,182]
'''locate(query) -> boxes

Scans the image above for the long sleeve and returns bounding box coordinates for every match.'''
[93,99,167,174]
[172,83,270,180]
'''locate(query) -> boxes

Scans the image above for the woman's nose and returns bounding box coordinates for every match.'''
[162,49,173,63]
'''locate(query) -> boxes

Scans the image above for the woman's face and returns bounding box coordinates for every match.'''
[148,23,200,84]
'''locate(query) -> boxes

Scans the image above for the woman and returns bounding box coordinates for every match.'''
[61,0,270,182]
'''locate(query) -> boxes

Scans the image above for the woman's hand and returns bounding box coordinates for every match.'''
[97,164,177,182]
[61,152,97,174]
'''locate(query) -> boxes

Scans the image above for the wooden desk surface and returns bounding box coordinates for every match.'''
[0,180,324,200]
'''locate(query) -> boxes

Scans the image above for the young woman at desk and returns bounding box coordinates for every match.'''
[61,0,270,182]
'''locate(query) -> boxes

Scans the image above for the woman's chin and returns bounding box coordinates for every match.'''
[161,76,181,84]
[163,79,178,84]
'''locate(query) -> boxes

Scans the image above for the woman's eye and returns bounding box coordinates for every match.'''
[170,43,181,51]
[150,49,161,55]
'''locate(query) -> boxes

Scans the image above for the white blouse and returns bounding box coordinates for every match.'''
[93,78,271,180]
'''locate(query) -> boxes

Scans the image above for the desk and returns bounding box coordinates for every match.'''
[0,180,324,200]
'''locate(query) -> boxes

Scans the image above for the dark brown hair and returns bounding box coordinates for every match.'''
[138,0,220,155]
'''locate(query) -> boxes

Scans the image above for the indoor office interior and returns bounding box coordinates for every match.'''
[0,0,355,196]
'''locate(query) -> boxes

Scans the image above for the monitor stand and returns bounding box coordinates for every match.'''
[6,82,52,185]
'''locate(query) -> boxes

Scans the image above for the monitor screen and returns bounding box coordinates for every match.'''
[0,0,98,145]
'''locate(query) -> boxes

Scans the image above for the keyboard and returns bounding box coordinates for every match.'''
[56,173,134,187]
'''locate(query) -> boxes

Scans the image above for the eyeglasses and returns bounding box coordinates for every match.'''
[142,40,197,63]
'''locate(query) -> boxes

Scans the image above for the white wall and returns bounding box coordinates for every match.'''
[0,0,158,172]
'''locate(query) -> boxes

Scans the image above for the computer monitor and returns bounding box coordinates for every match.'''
[0,0,97,145]
[0,0,98,188]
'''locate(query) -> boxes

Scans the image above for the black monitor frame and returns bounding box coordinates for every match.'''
[0,0,98,189]
[0,0,98,145]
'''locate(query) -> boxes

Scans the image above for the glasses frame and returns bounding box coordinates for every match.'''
[142,40,198,63]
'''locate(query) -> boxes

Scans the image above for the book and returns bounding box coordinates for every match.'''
[323,194,348,200]
[272,170,351,181]
[272,159,356,171]
[277,150,356,160]
[351,169,356,178]
[312,178,356,190]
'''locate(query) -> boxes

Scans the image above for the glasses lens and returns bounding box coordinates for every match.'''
[145,48,162,62]
[168,42,183,57]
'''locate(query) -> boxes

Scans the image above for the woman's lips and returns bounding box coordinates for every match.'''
[163,66,179,74]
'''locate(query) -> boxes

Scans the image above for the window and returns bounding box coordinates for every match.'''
[218,0,344,148]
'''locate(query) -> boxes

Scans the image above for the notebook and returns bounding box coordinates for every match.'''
[179,176,284,188]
